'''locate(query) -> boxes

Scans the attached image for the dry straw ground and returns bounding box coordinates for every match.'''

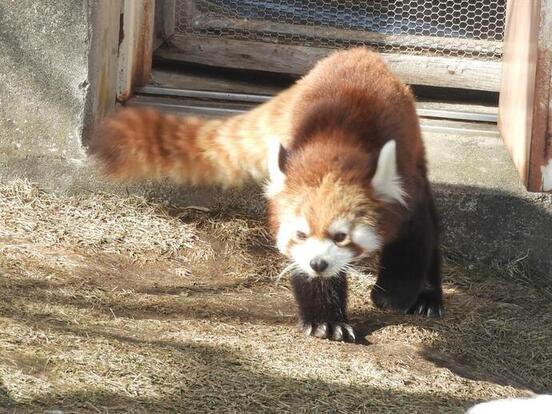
[1,180,550,413]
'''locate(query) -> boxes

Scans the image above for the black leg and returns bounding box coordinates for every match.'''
[371,194,444,317]
[291,272,355,342]
[405,246,444,317]
[410,193,444,316]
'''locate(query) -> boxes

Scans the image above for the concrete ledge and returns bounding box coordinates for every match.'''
[435,183,552,276]
[426,131,552,277]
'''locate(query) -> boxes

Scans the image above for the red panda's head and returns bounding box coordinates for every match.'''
[266,138,406,278]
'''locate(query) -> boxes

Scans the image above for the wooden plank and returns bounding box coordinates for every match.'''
[189,15,503,58]
[498,0,538,186]
[498,0,552,191]
[420,118,499,137]
[384,53,501,92]
[531,0,552,191]
[151,66,293,95]
[416,100,498,116]
[117,0,155,101]
[151,68,500,117]
[83,0,122,141]
[137,84,498,122]
[158,34,502,91]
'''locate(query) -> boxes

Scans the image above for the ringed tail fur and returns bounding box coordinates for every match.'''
[89,92,293,187]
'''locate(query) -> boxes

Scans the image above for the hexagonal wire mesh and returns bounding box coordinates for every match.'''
[175,0,506,60]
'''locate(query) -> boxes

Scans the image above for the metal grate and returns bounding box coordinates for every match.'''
[175,0,506,60]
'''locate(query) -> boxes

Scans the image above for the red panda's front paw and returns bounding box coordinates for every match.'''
[299,321,356,342]
[406,290,444,317]
[371,285,444,317]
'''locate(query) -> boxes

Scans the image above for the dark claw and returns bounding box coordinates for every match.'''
[299,321,356,342]
[406,290,444,318]
[332,324,344,341]
[313,322,329,339]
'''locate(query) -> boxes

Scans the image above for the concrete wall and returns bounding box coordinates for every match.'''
[0,0,91,186]
[426,131,552,277]
[0,0,121,191]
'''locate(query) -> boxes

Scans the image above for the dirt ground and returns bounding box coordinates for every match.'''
[1,180,551,413]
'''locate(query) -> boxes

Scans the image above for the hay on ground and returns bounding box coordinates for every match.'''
[1,180,550,413]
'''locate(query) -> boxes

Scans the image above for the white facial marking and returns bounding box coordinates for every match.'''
[265,136,287,198]
[351,224,381,255]
[372,140,407,206]
[276,215,309,253]
[328,217,351,235]
[289,237,355,277]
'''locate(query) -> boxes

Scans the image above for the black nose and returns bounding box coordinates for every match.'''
[310,258,328,273]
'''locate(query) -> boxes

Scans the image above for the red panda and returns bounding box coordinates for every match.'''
[90,48,443,342]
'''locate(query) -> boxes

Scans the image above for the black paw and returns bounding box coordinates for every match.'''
[371,285,412,311]
[405,290,444,317]
[299,321,356,342]
[371,285,393,310]
[371,286,444,317]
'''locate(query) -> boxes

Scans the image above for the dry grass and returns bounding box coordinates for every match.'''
[0,180,197,261]
[1,180,550,413]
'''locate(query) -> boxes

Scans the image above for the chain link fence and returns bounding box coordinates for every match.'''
[175,0,506,60]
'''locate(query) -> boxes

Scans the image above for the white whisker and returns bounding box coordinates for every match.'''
[374,282,387,292]
[274,262,298,285]
[340,263,365,278]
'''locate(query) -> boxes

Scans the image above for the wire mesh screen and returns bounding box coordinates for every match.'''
[175,0,506,60]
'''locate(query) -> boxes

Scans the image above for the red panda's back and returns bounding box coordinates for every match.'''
[291,48,427,195]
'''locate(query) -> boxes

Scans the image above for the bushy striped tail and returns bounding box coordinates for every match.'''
[89,107,273,187]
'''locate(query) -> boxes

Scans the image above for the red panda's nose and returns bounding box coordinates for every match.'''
[310,258,328,273]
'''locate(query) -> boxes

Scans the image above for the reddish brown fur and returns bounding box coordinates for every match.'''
[267,49,426,244]
[90,81,299,187]
[90,48,444,332]
[91,48,427,243]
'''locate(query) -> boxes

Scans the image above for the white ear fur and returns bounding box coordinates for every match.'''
[265,137,287,198]
[372,140,407,206]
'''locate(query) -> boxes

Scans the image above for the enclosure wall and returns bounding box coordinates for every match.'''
[0,1,89,180]
[0,0,122,191]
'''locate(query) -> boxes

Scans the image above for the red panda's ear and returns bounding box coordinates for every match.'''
[372,140,407,206]
[278,144,289,174]
[265,141,288,198]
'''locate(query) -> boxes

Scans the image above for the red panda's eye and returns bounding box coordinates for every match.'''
[296,231,307,240]
[332,232,347,243]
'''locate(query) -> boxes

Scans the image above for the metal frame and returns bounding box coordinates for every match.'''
[137,85,498,123]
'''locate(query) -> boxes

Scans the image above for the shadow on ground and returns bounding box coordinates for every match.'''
[1,181,551,413]
[1,320,477,413]
[1,248,549,414]
[0,383,15,412]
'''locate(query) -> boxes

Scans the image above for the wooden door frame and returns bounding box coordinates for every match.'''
[117,0,156,101]
[86,0,155,135]
[499,0,552,192]
[91,0,552,193]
